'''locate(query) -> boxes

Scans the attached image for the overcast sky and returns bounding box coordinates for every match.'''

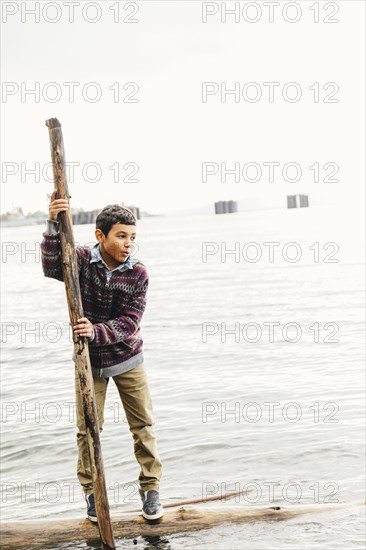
[1,1,365,215]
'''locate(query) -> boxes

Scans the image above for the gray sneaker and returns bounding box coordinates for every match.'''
[139,489,164,520]
[85,493,97,522]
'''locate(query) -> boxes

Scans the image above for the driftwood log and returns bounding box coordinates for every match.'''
[1,500,363,549]
[45,117,115,550]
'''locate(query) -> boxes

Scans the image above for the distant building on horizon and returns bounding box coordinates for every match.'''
[214,200,238,214]
[287,194,309,208]
[72,203,141,225]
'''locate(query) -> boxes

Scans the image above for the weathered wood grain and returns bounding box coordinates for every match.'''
[45,117,115,550]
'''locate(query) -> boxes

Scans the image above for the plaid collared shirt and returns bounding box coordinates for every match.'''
[90,242,133,280]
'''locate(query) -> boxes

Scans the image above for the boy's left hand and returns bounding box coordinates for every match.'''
[73,317,94,338]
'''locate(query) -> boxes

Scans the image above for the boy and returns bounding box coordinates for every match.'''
[40,191,163,521]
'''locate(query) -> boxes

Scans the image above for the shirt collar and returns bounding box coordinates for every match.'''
[90,243,133,271]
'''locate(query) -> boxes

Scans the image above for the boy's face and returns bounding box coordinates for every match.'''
[95,223,136,269]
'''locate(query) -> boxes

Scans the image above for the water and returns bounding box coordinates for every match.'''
[1,203,365,549]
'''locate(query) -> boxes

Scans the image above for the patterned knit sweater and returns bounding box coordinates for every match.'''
[40,227,148,377]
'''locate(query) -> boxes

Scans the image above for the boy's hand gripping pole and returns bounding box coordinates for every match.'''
[45,117,115,550]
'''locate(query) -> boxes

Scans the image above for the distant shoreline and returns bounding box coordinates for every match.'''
[0,213,164,229]
[0,218,47,228]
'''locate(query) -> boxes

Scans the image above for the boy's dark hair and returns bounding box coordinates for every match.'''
[96,204,137,237]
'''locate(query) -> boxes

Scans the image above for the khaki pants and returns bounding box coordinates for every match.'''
[75,363,162,495]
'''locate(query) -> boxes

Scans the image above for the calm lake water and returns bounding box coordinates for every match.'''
[1,203,365,549]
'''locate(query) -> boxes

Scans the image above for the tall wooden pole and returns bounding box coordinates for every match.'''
[45,118,115,550]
